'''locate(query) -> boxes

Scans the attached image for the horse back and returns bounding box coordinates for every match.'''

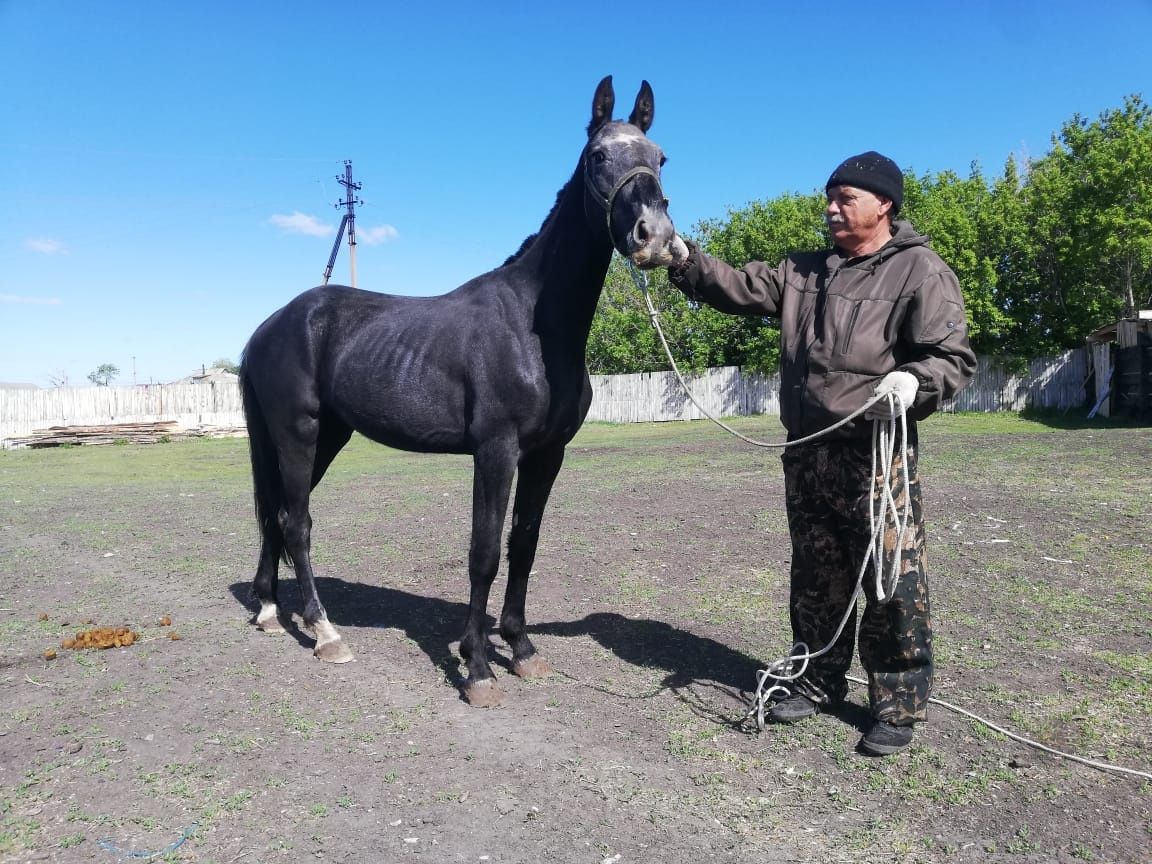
[243,283,585,455]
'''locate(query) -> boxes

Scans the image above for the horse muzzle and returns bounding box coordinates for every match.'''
[625,208,689,269]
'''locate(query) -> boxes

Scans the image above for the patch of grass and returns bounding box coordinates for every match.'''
[221,790,254,813]
[57,832,85,848]
[1005,825,1039,854]
[861,747,1018,806]
[273,701,321,738]
[689,568,783,628]
[1068,841,1096,860]
[0,815,41,857]
[838,817,915,855]
[1093,650,1152,680]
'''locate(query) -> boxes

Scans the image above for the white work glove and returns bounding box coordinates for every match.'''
[865,370,919,420]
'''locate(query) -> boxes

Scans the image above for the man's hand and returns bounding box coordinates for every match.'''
[865,370,918,420]
[667,235,694,280]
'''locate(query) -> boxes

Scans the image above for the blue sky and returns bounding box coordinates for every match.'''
[2,1,1149,387]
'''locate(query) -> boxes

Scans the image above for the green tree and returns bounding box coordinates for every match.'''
[697,191,828,267]
[1003,94,1152,355]
[1056,95,1152,317]
[586,256,780,374]
[901,165,1012,354]
[212,357,240,374]
[976,156,1035,356]
[87,363,119,386]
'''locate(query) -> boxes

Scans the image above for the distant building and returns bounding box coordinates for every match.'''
[0,382,39,390]
[170,366,240,386]
[1086,311,1152,418]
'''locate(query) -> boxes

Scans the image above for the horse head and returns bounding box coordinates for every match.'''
[583,76,688,269]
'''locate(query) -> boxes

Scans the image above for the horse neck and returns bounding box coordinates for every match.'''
[516,172,614,346]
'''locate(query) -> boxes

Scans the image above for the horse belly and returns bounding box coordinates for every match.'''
[327,376,471,454]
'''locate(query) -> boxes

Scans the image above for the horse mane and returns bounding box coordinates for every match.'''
[501,168,580,267]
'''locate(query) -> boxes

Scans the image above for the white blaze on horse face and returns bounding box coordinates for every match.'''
[598,127,645,149]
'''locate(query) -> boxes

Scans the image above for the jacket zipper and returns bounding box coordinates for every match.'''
[796,266,838,432]
[838,301,862,356]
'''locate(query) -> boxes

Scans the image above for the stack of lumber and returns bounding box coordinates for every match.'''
[3,421,247,448]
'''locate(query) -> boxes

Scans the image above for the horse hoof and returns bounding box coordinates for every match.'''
[463,679,504,708]
[255,604,286,634]
[512,654,552,679]
[314,639,355,664]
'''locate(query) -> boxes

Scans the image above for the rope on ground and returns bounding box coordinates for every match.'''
[847,675,1152,782]
[625,258,1152,784]
[97,823,197,860]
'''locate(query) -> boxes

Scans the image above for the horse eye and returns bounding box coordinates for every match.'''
[592,151,607,164]
[660,155,667,168]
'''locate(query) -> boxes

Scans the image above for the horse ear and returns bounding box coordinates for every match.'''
[628,80,654,133]
[588,75,615,136]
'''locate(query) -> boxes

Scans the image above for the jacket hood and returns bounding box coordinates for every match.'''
[831,219,929,269]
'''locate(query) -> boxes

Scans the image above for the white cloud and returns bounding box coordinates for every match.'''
[24,237,68,255]
[358,224,399,246]
[0,294,62,306]
[269,212,334,237]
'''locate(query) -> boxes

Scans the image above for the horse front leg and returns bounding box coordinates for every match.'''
[459,439,518,707]
[501,445,565,679]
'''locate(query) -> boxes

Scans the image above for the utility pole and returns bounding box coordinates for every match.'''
[322,160,363,288]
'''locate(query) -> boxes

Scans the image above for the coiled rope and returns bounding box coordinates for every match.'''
[623,258,1152,782]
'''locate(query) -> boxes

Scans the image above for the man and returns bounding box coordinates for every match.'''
[667,152,976,756]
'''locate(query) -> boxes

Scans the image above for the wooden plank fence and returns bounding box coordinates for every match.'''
[1,350,1089,445]
[0,382,245,443]
[586,350,1089,422]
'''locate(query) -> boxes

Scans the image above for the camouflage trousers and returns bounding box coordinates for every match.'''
[781,435,932,726]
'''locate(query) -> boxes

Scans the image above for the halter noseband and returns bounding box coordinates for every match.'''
[583,160,666,239]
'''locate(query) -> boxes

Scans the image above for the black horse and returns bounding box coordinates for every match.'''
[239,77,686,706]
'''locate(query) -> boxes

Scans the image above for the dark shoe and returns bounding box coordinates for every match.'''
[768,693,819,724]
[858,721,914,756]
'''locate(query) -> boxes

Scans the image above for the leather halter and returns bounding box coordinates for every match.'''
[583,159,665,240]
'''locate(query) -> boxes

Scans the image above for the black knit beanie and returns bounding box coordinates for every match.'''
[825,151,904,214]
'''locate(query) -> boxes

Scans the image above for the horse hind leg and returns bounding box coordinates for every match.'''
[243,376,289,634]
[501,446,566,679]
[254,538,287,634]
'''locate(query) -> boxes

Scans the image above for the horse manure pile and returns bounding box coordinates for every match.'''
[61,626,139,650]
[39,613,179,659]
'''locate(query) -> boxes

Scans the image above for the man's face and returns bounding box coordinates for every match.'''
[825,185,892,249]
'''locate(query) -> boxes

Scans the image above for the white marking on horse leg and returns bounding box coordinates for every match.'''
[313,618,340,647]
[256,602,285,633]
[312,618,354,663]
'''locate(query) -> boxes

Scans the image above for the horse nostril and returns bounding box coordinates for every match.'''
[633,219,651,245]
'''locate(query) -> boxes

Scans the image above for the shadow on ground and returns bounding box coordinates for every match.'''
[227,580,773,721]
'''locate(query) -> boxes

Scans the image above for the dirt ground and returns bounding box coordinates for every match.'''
[1,415,1150,863]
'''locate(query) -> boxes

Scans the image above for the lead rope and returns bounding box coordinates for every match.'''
[623,258,1152,782]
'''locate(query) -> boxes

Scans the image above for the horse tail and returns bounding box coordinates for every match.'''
[239,359,286,561]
